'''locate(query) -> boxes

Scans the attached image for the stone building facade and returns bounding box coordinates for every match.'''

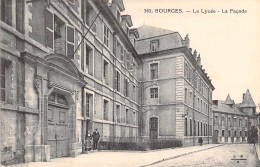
[212,90,258,143]
[0,0,215,165]
[135,25,214,146]
[0,0,140,165]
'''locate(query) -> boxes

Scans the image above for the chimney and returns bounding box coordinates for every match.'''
[197,54,201,66]
[184,34,190,48]
[193,50,197,59]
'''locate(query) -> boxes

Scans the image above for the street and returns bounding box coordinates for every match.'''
[149,144,258,167]
[5,144,259,167]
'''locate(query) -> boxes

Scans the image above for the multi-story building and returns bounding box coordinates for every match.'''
[0,0,216,165]
[0,0,140,165]
[135,25,214,146]
[212,90,257,143]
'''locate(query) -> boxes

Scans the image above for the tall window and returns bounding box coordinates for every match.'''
[116,105,120,123]
[239,119,242,127]
[125,78,129,97]
[190,119,192,136]
[222,130,224,137]
[103,60,109,84]
[103,100,109,120]
[150,117,158,139]
[85,45,93,75]
[150,88,158,99]
[0,60,6,101]
[85,93,91,117]
[198,121,200,136]
[1,0,12,26]
[150,63,158,80]
[104,25,109,47]
[85,2,96,32]
[126,108,129,124]
[184,88,188,104]
[150,40,159,52]
[120,45,124,61]
[184,118,188,136]
[115,71,120,92]
[133,112,136,125]
[194,120,196,136]
[133,85,136,101]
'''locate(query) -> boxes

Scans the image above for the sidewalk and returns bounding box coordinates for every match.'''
[255,144,260,165]
[5,144,223,167]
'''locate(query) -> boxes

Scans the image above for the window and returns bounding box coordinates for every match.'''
[115,71,120,92]
[234,130,237,137]
[126,108,129,124]
[0,60,6,101]
[239,119,242,127]
[66,25,75,59]
[240,131,242,137]
[84,2,96,32]
[103,100,109,120]
[1,0,12,26]
[201,122,203,136]
[228,130,231,137]
[104,25,109,47]
[150,117,158,139]
[194,120,196,136]
[133,112,136,125]
[150,40,159,52]
[184,118,187,136]
[184,88,188,104]
[120,45,124,61]
[245,131,247,136]
[125,78,129,97]
[103,60,109,84]
[150,88,158,98]
[222,130,224,137]
[189,92,192,106]
[116,105,120,123]
[190,119,192,136]
[85,45,93,75]
[85,93,93,117]
[198,121,200,136]
[133,85,136,101]
[150,63,158,80]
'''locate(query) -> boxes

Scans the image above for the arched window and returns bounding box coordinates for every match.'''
[150,117,158,139]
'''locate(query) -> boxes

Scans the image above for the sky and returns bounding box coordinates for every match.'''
[123,0,260,109]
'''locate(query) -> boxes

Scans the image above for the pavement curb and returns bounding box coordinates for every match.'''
[140,144,224,167]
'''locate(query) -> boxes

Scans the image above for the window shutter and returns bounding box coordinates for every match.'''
[66,25,75,59]
[45,9,54,49]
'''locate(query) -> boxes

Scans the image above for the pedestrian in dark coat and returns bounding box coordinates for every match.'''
[92,128,100,150]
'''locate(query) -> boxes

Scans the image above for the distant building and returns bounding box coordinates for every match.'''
[212,90,257,143]
[135,25,214,146]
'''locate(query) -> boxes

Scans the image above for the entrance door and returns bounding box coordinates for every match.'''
[48,105,69,158]
[213,130,219,143]
[150,117,158,139]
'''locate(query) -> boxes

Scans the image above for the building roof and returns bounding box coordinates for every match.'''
[225,94,234,105]
[240,89,256,108]
[212,100,246,115]
[137,25,176,39]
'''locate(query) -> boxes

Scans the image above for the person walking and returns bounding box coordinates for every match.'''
[198,137,203,146]
[92,128,100,150]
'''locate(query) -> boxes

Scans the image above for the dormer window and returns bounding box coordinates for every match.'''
[150,40,159,52]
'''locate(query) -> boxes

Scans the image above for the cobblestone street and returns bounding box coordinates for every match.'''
[4,144,259,167]
[150,144,258,167]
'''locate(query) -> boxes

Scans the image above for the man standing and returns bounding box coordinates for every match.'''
[92,128,100,150]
